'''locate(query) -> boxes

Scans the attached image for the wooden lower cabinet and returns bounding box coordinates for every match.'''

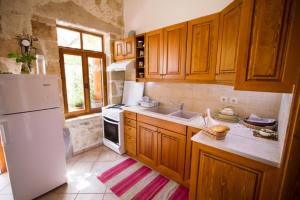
[137,122,158,166]
[157,128,186,183]
[124,125,137,156]
[184,127,200,185]
[190,142,281,200]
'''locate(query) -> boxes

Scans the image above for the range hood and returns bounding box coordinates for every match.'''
[106,60,135,72]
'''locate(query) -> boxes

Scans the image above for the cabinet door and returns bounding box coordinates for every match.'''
[145,29,164,79]
[124,125,137,156]
[137,122,158,166]
[184,127,200,185]
[216,0,242,82]
[197,153,260,200]
[157,128,186,182]
[114,40,124,61]
[124,37,136,59]
[186,14,219,81]
[163,22,187,80]
[235,0,296,92]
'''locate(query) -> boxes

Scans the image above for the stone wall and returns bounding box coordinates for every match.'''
[0,0,124,108]
[0,0,124,152]
[65,114,103,154]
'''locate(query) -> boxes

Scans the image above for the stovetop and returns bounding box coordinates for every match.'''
[102,104,127,121]
[106,104,126,110]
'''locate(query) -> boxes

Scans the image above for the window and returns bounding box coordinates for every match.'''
[57,26,106,118]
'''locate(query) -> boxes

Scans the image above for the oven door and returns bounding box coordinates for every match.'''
[103,117,119,145]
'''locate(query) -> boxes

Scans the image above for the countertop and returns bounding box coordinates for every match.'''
[124,106,282,168]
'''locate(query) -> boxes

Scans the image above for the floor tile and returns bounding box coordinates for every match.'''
[103,193,119,200]
[78,176,106,194]
[0,185,12,194]
[52,182,80,194]
[36,193,77,200]
[0,173,10,191]
[0,194,14,200]
[75,193,103,200]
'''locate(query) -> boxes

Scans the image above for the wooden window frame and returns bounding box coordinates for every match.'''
[57,26,107,119]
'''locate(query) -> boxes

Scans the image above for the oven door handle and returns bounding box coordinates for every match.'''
[103,117,119,125]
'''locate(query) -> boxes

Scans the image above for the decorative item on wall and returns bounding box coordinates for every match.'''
[7,34,38,74]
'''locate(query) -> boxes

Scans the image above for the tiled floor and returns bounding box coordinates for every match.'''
[0,145,128,200]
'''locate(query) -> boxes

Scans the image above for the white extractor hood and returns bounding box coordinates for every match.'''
[106,59,135,72]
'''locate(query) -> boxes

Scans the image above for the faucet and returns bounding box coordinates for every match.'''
[179,103,184,111]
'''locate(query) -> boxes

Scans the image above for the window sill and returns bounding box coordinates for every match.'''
[65,113,102,123]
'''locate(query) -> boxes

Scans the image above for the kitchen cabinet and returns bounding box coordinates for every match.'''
[163,22,187,80]
[124,111,137,156]
[145,29,164,79]
[216,0,242,82]
[157,128,186,183]
[190,141,281,200]
[114,40,124,61]
[113,37,135,61]
[196,153,260,199]
[235,0,297,92]
[134,114,187,185]
[137,122,158,166]
[145,23,187,80]
[184,127,200,185]
[186,14,219,81]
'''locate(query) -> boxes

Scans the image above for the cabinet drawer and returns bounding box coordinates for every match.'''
[125,117,136,128]
[124,111,137,120]
[125,135,136,156]
[125,125,136,140]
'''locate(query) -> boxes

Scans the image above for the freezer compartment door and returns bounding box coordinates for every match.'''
[0,108,67,200]
[0,75,60,115]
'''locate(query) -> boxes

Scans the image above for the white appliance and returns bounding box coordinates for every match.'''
[102,81,144,154]
[0,75,67,200]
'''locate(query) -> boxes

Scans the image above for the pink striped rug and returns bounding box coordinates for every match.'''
[97,158,188,200]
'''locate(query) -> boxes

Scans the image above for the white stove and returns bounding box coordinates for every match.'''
[102,81,144,155]
[102,104,126,154]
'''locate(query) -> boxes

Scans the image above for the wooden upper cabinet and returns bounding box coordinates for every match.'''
[124,37,135,59]
[113,37,135,61]
[163,22,187,80]
[235,0,297,92]
[157,128,186,182]
[114,40,124,61]
[186,14,219,81]
[145,29,164,79]
[137,122,158,166]
[216,0,243,82]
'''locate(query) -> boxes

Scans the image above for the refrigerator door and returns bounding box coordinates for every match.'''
[0,75,60,115]
[0,108,67,200]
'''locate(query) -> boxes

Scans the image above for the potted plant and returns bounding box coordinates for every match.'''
[8,52,36,74]
[7,34,38,74]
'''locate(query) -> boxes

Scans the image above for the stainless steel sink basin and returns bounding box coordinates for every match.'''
[144,107,178,115]
[169,110,200,121]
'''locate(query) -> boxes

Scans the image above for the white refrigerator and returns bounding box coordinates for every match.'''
[0,75,67,200]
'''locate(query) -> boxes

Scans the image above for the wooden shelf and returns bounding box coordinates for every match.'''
[136,78,146,81]
[137,56,144,59]
[137,46,144,49]
[137,67,145,69]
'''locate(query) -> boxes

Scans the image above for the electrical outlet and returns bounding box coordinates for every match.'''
[229,97,238,104]
[220,96,228,103]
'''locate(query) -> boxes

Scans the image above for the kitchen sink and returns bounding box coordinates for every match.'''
[144,107,178,115]
[169,110,200,121]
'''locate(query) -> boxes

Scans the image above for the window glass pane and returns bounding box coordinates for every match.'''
[57,27,81,48]
[88,57,103,109]
[63,54,85,112]
[83,33,102,52]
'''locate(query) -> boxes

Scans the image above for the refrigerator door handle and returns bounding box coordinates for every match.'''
[0,120,8,144]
